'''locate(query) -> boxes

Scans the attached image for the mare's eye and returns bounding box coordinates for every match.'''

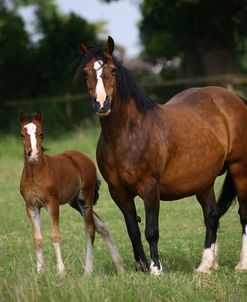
[39,133,44,139]
[111,68,117,76]
[83,71,88,80]
[20,134,24,138]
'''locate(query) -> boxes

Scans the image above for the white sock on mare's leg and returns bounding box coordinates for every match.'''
[235,226,247,271]
[196,243,218,273]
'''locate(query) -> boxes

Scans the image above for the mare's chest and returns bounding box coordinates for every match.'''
[97,132,165,189]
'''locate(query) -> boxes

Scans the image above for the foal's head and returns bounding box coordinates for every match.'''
[19,112,44,163]
[77,36,157,117]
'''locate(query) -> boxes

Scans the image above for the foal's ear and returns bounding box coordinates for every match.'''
[105,36,114,55]
[34,111,43,122]
[19,112,27,124]
[79,43,88,56]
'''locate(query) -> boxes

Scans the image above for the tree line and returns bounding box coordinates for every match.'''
[1,0,247,132]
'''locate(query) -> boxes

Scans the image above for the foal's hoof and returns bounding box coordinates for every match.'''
[235,263,247,272]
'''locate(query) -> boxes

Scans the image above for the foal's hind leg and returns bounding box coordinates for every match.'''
[196,186,219,273]
[229,163,247,271]
[48,200,65,275]
[77,191,96,275]
[93,211,124,273]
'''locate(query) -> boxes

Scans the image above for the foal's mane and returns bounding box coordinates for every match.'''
[76,47,158,113]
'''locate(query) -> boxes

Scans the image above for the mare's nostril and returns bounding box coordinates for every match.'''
[27,150,32,157]
[92,97,100,110]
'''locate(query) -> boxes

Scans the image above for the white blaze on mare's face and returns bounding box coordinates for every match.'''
[93,60,107,108]
[24,122,38,160]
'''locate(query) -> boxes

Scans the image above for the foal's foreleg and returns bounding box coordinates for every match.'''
[196,187,219,273]
[48,202,65,275]
[26,206,44,273]
[142,179,163,276]
[93,211,124,273]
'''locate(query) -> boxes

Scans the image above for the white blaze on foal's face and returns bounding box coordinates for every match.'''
[24,122,38,161]
[93,60,107,108]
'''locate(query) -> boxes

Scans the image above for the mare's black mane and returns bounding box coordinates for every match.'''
[76,47,158,113]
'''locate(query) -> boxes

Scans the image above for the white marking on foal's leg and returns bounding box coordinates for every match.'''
[196,243,218,273]
[36,249,44,274]
[150,260,163,276]
[93,213,124,273]
[28,207,44,273]
[235,226,247,271]
[84,236,93,275]
[53,242,65,275]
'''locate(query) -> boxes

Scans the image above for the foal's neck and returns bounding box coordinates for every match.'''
[24,152,48,180]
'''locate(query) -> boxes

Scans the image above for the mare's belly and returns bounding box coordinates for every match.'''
[159,157,224,201]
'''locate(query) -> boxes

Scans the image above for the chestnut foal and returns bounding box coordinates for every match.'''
[19,112,123,275]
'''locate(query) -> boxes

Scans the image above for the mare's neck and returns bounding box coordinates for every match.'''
[99,97,143,142]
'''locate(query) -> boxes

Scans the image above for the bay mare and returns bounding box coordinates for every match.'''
[19,112,123,275]
[77,36,247,275]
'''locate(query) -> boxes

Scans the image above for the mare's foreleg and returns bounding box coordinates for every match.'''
[142,179,163,276]
[26,206,44,273]
[48,200,65,275]
[109,186,149,272]
[196,186,219,273]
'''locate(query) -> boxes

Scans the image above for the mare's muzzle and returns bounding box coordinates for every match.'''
[92,96,112,115]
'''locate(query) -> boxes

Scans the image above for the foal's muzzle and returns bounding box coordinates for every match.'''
[92,96,112,116]
[27,148,39,163]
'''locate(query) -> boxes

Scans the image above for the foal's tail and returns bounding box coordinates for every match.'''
[93,177,101,205]
[216,171,236,218]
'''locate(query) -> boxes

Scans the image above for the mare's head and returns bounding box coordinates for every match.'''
[19,112,44,163]
[76,36,156,117]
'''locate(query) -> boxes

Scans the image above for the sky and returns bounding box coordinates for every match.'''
[19,0,142,58]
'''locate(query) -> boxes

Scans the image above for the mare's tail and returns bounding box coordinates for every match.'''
[93,177,101,205]
[216,171,236,218]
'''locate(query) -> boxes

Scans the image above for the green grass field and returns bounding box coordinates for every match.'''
[1,125,247,302]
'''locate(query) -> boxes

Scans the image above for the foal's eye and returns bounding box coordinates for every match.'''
[111,68,117,76]
[20,134,24,138]
[39,133,44,139]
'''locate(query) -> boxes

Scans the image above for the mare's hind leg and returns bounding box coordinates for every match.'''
[229,162,247,271]
[196,186,219,273]
[77,190,96,275]
[141,179,163,276]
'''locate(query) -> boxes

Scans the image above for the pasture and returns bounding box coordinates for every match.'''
[0,124,247,302]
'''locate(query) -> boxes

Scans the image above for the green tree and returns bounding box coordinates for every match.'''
[0,1,32,99]
[140,0,247,77]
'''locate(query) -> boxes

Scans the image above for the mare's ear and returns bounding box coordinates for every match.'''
[34,111,43,122]
[19,112,27,124]
[105,36,114,55]
[79,43,88,56]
